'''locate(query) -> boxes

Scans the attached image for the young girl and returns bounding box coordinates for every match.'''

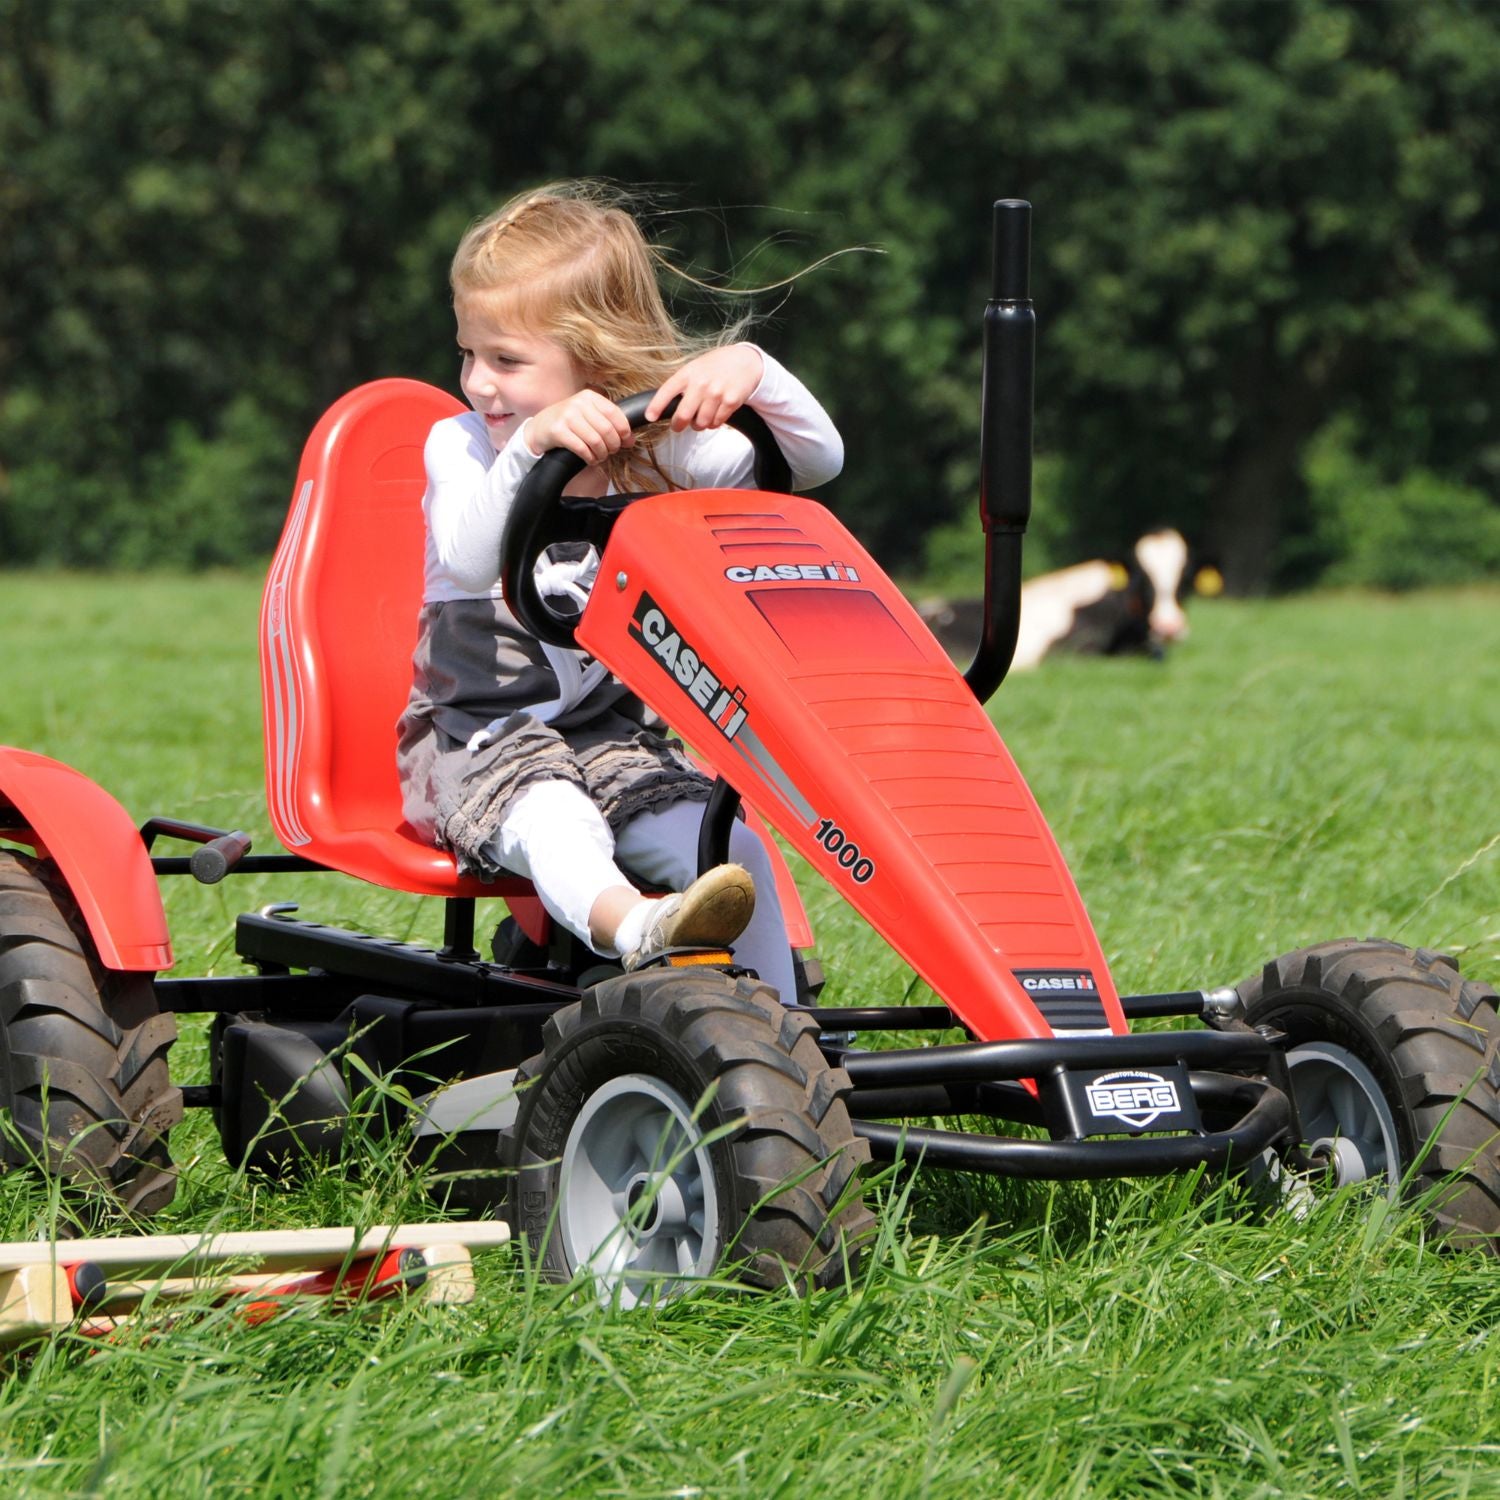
[397,182,844,996]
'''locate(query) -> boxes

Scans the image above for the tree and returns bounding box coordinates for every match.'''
[0,0,553,563]
[1031,0,1500,591]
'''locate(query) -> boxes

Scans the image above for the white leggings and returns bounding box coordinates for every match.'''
[487,780,797,1003]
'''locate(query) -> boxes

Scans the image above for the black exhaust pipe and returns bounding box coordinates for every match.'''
[963,198,1035,703]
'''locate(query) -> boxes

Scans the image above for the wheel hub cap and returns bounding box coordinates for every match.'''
[1286,1041,1401,1200]
[558,1073,720,1307]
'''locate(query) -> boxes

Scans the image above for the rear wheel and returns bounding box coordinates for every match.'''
[1239,939,1500,1249]
[0,850,181,1216]
[504,968,873,1303]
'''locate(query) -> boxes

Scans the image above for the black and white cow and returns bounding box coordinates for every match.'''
[918,530,1220,670]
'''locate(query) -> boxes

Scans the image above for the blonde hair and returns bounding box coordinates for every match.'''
[451,180,746,489]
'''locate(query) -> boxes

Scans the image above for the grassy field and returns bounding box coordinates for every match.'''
[0,572,1498,1497]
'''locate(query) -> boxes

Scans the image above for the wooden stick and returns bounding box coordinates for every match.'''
[0,1264,71,1340]
[412,1243,475,1305]
[74,1246,474,1338]
[0,1221,509,1278]
[82,1243,457,1302]
[0,1225,500,1344]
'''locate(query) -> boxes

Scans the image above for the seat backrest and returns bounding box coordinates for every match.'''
[260,379,500,897]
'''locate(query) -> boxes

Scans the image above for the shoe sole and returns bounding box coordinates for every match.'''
[665,867,755,950]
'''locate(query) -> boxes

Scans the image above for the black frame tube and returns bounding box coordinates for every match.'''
[233,912,581,1007]
[139,816,230,851]
[800,995,1209,1030]
[1118,991,1209,1019]
[841,1028,1275,1089]
[437,897,480,963]
[800,1005,959,1032]
[847,1079,1048,1127]
[151,854,321,876]
[696,779,742,879]
[856,1072,1290,1178]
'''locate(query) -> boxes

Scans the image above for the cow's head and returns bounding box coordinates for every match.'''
[1125,529,1223,655]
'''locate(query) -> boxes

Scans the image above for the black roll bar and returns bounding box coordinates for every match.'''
[963,198,1036,704]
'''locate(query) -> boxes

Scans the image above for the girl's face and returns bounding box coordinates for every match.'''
[455,300,584,449]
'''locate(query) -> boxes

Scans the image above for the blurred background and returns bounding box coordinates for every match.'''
[2,0,1497,596]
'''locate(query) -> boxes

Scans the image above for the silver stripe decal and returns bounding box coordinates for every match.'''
[730,724,817,826]
[265,479,314,846]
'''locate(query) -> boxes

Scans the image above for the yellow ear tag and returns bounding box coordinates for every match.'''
[1195,567,1224,598]
[1107,562,1130,591]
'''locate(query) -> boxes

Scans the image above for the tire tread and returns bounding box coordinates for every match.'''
[504,967,873,1292]
[0,850,179,1216]
[1240,936,1500,1248]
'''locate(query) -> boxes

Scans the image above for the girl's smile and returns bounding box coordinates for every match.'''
[454,300,583,449]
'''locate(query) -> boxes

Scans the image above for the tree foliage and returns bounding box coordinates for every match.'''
[1,0,1496,590]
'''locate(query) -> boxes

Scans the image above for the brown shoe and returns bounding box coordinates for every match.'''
[623,864,756,970]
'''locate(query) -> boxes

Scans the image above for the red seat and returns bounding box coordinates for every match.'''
[259,378,548,939]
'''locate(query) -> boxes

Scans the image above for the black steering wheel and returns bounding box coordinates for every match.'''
[500,390,793,648]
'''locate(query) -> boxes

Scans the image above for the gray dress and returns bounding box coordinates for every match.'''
[396,595,710,880]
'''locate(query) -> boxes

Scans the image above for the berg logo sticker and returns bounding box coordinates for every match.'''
[629,593,748,741]
[1084,1071,1182,1131]
[725,562,861,583]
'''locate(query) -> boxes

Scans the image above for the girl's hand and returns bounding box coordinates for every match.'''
[524,390,634,464]
[646,344,764,432]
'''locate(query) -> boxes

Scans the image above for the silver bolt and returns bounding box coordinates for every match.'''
[615,571,628,591]
[1200,986,1245,1024]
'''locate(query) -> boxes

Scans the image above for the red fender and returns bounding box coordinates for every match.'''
[0,747,172,973]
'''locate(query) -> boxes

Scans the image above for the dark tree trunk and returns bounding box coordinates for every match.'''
[1207,342,1356,594]
[1207,414,1307,595]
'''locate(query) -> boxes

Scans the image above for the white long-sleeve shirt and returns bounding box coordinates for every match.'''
[420,348,843,604]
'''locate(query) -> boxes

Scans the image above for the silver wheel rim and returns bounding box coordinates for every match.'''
[1286,1041,1402,1200]
[558,1072,720,1307]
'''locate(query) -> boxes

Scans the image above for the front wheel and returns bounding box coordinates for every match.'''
[504,969,873,1304]
[1239,939,1500,1249]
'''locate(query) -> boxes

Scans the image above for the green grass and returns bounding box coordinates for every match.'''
[1,573,1498,1497]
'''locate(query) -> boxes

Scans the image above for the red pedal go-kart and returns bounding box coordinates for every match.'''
[2,202,1497,1301]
